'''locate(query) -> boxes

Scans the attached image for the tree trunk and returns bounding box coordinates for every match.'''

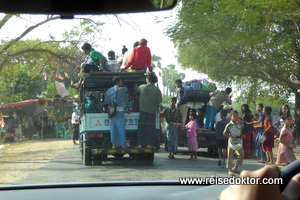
[295,91,300,144]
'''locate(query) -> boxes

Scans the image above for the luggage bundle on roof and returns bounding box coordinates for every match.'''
[183,78,216,92]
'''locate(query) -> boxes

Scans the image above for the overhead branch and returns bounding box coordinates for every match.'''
[0,14,14,30]
[0,16,60,54]
[0,49,77,71]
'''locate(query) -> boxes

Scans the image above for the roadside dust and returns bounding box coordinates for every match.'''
[0,139,74,185]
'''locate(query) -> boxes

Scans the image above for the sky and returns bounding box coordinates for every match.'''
[0,11,208,93]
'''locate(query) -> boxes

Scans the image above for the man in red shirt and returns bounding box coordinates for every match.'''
[124,38,153,72]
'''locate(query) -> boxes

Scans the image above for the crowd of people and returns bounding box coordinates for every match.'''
[213,103,297,175]
[69,41,298,177]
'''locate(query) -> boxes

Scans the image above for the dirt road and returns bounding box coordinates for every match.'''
[0,139,74,185]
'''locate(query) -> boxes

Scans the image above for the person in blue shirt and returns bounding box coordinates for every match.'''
[106,76,128,149]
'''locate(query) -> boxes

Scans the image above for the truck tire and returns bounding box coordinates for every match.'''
[144,153,154,164]
[134,153,154,165]
[93,155,103,165]
[83,143,92,166]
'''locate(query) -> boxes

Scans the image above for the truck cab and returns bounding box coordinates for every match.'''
[178,90,218,153]
[79,72,159,165]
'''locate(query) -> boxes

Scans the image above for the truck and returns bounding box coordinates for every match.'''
[79,72,159,165]
[177,90,218,154]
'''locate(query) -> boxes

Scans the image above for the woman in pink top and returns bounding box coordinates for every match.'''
[184,113,198,160]
[276,114,296,165]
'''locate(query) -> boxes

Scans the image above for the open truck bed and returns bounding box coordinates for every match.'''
[177,90,218,153]
[79,72,159,165]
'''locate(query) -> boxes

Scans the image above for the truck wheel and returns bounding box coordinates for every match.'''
[208,148,217,156]
[93,155,103,165]
[83,143,92,166]
[134,153,154,165]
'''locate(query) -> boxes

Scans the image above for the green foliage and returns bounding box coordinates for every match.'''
[0,15,104,104]
[0,65,42,103]
[166,0,300,100]
[152,54,162,68]
[162,94,171,104]
[159,64,185,95]
[153,0,175,9]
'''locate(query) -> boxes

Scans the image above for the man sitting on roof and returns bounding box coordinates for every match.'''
[121,38,153,73]
[107,50,120,72]
[71,43,109,89]
[81,42,109,72]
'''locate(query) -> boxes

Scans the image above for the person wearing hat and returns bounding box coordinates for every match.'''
[223,110,245,176]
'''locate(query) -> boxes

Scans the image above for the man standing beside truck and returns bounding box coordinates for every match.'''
[106,76,128,149]
[204,87,232,130]
[175,79,188,125]
[137,73,162,148]
[160,97,182,159]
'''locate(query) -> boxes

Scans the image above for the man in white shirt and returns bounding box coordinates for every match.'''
[214,105,233,124]
[71,111,80,145]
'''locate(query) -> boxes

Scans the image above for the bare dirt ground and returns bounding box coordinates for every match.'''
[0,138,299,186]
[0,139,74,185]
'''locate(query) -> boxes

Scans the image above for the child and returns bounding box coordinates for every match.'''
[184,113,198,160]
[196,108,204,128]
[262,106,274,164]
[276,114,296,166]
[224,110,244,175]
[215,109,229,167]
[251,104,267,163]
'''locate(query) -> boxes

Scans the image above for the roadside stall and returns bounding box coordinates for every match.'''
[0,99,73,141]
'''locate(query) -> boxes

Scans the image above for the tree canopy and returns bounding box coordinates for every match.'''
[166,0,300,99]
[0,14,104,103]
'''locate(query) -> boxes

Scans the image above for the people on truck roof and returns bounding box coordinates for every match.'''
[107,50,120,72]
[81,42,109,72]
[123,38,153,72]
[105,76,128,149]
[121,41,139,69]
[71,43,109,89]
[117,45,128,66]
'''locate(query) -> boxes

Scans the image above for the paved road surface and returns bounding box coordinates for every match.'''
[16,147,265,185]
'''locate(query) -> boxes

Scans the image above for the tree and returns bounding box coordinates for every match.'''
[166,0,300,141]
[152,54,162,69]
[0,64,42,103]
[0,14,105,73]
[0,14,105,103]
[159,64,185,96]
